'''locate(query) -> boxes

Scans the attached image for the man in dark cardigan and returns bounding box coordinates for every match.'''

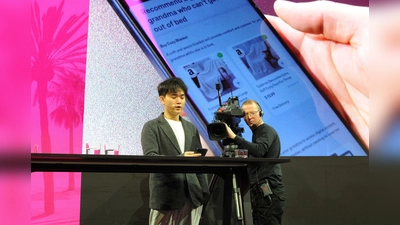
[141,77,209,225]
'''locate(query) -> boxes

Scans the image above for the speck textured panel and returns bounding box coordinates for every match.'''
[83,0,163,155]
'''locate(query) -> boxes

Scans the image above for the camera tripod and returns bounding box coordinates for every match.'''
[202,144,244,223]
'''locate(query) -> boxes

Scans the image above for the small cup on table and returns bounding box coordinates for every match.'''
[234,149,248,158]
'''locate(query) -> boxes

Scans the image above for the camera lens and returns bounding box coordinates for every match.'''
[212,125,225,137]
[207,122,228,140]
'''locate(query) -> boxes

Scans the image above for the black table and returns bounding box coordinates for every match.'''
[31,153,290,225]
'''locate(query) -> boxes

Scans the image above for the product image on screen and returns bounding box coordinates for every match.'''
[233,35,283,80]
[183,56,238,102]
[108,0,368,156]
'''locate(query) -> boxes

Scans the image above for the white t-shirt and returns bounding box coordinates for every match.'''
[165,118,185,153]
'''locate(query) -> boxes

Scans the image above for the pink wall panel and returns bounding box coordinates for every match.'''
[30,0,89,224]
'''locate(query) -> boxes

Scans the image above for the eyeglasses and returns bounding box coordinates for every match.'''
[244,110,260,117]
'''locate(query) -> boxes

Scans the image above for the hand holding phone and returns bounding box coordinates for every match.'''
[183,151,202,157]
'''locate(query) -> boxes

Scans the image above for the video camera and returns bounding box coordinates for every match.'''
[206,84,245,143]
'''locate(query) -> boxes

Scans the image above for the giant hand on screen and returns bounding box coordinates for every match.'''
[369,3,400,149]
[266,0,369,149]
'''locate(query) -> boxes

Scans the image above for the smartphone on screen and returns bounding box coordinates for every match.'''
[108,0,368,156]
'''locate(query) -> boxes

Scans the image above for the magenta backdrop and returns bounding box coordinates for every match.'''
[30,0,89,224]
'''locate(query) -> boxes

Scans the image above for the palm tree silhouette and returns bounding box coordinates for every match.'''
[48,71,85,191]
[31,0,88,215]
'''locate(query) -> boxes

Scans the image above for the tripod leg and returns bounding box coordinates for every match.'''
[232,174,244,221]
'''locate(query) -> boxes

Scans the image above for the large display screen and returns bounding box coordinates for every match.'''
[109,0,368,156]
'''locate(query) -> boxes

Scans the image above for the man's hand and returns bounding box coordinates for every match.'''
[225,123,237,139]
[183,151,202,157]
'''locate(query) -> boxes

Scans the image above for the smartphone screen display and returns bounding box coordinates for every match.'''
[109,0,367,156]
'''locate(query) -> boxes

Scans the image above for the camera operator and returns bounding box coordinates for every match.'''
[224,99,285,225]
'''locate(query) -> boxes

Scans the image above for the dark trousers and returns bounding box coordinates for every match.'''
[250,185,285,225]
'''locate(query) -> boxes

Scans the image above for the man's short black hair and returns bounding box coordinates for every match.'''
[157,77,188,96]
